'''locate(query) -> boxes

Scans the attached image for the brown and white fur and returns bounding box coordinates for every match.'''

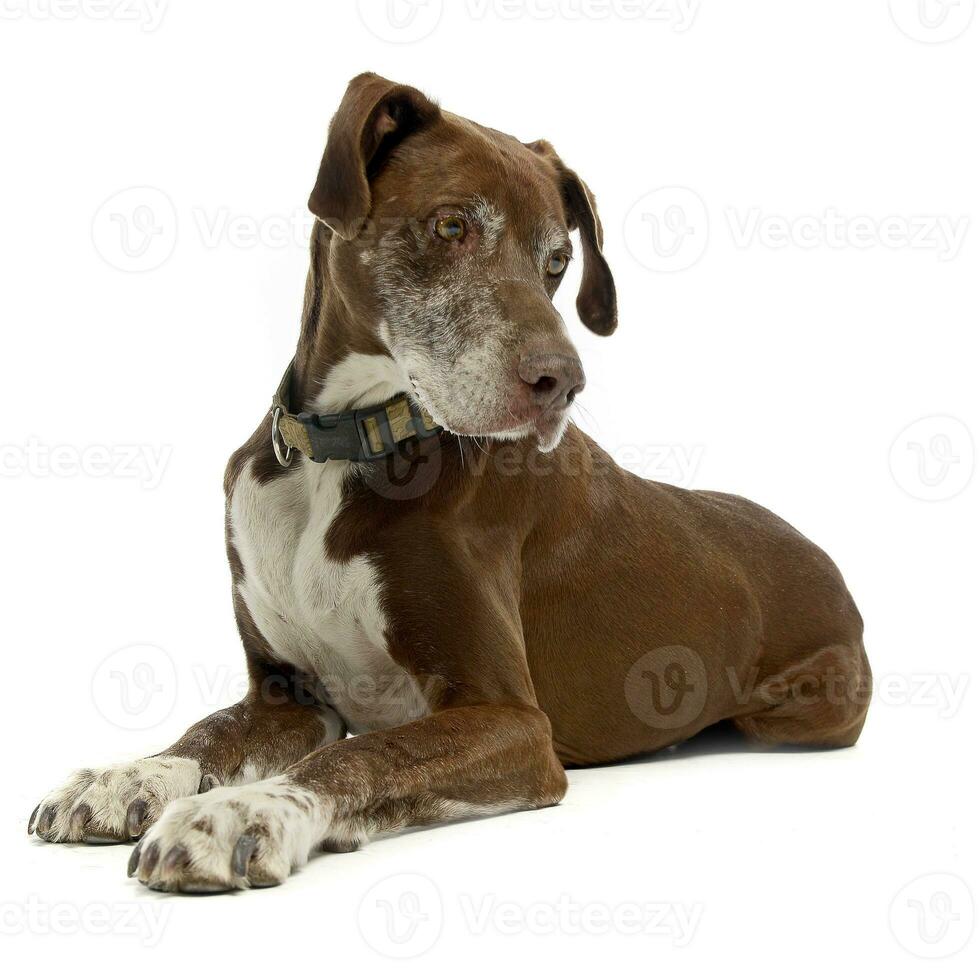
[29,73,871,892]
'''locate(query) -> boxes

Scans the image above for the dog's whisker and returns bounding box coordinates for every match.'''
[572,400,598,431]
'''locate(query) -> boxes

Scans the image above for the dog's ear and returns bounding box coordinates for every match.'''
[526,140,617,336]
[309,72,440,240]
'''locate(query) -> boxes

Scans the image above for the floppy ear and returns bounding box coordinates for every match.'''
[526,140,617,336]
[309,72,440,240]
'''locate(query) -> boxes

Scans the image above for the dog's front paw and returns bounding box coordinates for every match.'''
[129,777,324,893]
[29,757,203,844]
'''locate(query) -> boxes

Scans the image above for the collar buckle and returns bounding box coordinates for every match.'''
[355,406,399,461]
[271,359,443,464]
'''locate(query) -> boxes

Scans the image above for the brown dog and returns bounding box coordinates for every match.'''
[29,72,871,892]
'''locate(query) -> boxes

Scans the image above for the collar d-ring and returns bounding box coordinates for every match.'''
[271,406,293,467]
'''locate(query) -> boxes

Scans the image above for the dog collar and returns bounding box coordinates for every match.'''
[270,360,442,466]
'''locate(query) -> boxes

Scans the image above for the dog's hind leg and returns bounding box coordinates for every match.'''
[733,642,873,748]
[28,689,344,844]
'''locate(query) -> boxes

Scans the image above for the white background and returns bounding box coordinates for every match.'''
[1,0,977,975]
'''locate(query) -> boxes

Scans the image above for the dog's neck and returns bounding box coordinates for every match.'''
[288,224,409,418]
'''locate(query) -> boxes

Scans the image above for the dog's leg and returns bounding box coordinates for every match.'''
[130,703,566,892]
[734,642,873,748]
[29,692,344,844]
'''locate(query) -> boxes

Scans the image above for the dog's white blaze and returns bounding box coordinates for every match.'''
[230,354,430,736]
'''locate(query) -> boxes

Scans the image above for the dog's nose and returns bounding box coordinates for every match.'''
[518,353,586,409]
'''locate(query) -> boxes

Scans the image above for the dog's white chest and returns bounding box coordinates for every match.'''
[229,457,428,734]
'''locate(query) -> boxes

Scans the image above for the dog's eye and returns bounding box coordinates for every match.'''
[547,253,568,276]
[435,216,467,242]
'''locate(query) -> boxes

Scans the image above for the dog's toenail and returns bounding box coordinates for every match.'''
[232,834,258,877]
[126,799,148,838]
[199,773,220,793]
[128,841,143,877]
[69,803,92,837]
[141,841,161,877]
[161,845,190,876]
[37,806,57,836]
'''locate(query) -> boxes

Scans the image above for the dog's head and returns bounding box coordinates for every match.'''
[309,72,617,452]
